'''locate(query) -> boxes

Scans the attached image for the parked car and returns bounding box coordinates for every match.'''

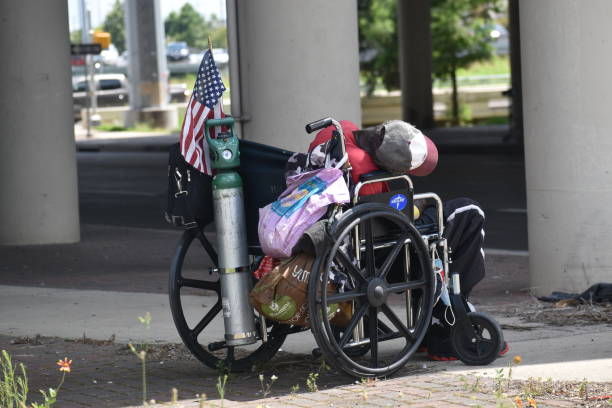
[166,42,190,61]
[72,73,189,122]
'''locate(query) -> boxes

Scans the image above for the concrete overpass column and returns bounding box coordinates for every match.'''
[0,0,80,245]
[397,0,434,130]
[234,0,361,152]
[124,0,177,129]
[521,0,612,295]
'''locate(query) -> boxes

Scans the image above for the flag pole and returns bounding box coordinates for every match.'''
[208,36,213,52]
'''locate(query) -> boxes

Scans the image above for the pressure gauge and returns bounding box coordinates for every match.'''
[222,149,233,160]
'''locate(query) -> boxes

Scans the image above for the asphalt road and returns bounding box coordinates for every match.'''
[77,150,527,250]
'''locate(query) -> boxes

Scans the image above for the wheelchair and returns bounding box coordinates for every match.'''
[168,117,504,379]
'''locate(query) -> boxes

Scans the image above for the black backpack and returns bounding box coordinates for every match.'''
[164,143,214,228]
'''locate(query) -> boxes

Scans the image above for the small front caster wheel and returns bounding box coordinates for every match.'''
[450,312,503,366]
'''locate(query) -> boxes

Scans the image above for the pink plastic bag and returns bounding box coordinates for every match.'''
[258,168,350,258]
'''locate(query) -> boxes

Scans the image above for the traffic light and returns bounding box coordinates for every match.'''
[92,31,111,49]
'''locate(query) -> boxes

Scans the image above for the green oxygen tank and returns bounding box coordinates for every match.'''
[206,117,257,346]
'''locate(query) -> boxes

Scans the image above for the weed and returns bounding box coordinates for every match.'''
[495,368,506,396]
[0,350,28,408]
[578,378,589,400]
[2,350,72,408]
[127,346,147,405]
[458,375,468,391]
[197,393,207,408]
[471,375,482,393]
[216,374,228,408]
[318,358,331,373]
[290,384,300,394]
[359,378,369,401]
[514,395,523,408]
[258,374,278,398]
[306,372,319,393]
[128,312,153,404]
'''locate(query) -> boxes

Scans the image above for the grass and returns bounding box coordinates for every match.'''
[94,123,169,133]
[434,55,511,88]
[457,55,510,77]
[169,73,196,87]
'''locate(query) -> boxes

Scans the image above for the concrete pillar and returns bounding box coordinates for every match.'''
[234,0,362,152]
[397,0,434,130]
[521,0,612,295]
[124,0,177,129]
[0,0,80,245]
[508,0,523,144]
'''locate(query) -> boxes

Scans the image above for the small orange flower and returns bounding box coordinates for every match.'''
[57,357,72,373]
[514,396,523,408]
[527,398,537,408]
[513,355,522,365]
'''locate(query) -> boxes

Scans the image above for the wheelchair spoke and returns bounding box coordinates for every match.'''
[192,301,222,337]
[385,280,426,293]
[377,239,406,279]
[338,303,368,349]
[334,250,367,285]
[368,306,379,367]
[180,278,219,291]
[196,231,218,267]
[381,304,414,342]
[364,219,375,276]
[376,319,394,335]
[326,290,365,304]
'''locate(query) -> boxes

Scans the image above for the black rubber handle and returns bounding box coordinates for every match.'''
[305,117,333,134]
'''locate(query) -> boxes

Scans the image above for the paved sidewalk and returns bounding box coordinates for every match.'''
[2,283,611,407]
[2,222,610,407]
[5,333,606,408]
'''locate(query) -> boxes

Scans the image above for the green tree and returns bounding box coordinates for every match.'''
[431,0,501,125]
[70,29,82,43]
[358,0,500,124]
[207,14,228,49]
[102,0,125,53]
[165,7,227,50]
[358,0,399,95]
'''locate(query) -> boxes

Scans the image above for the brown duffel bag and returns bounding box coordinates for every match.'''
[250,253,352,327]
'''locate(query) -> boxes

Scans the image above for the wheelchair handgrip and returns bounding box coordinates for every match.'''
[305,117,333,134]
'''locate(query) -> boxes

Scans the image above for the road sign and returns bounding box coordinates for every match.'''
[93,32,111,49]
[71,43,102,55]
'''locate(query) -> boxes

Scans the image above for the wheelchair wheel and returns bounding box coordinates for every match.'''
[169,228,286,372]
[309,203,435,378]
[450,312,503,366]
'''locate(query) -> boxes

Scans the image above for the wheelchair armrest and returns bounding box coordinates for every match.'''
[359,170,392,183]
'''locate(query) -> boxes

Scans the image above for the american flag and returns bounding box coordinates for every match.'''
[179,49,227,175]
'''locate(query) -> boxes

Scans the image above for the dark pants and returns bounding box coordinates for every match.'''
[417,198,485,298]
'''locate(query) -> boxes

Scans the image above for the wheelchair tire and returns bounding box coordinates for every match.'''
[309,203,435,378]
[450,311,504,366]
[169,228,287,372]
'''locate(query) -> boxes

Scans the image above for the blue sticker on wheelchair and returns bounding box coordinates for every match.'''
[389,194,408,211]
